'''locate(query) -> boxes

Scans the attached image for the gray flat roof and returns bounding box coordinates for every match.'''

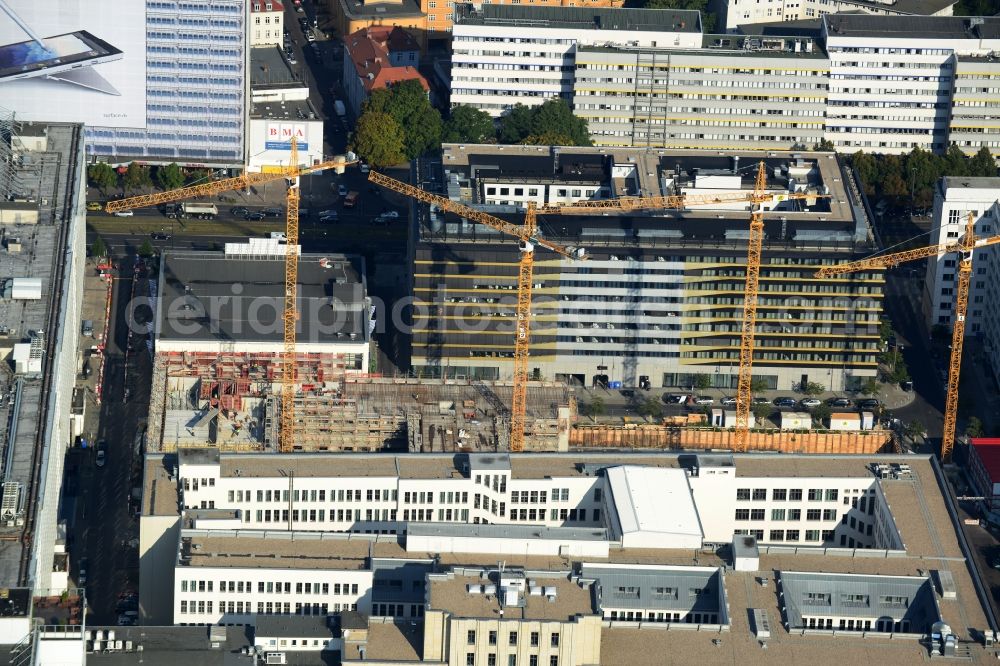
[408,523,609,542]
[83,625,252,665]
[156,251,367,345]
[825,13,1000,39]
[250,46,299,87]
[942,176,1000,189]
[779,571,940,631]
[455,5,702,33]
[582,564,726,616]
[251,99,318,122]
[338,0,423,20]
[255,614,334,638]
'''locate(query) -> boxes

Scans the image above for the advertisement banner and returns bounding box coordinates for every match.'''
[265,122,308,150]
[0,0,146,127]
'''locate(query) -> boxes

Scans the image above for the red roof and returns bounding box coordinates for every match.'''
[343,27,428,94]
[251,1,284,12]
[972,438,1000,481]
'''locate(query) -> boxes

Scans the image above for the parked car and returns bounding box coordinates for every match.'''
[721,396,737,406]
[151,232,171,241]
[752,396,770,405]
[380,210,399,219]
[360,163,371,174]
[262,207,283,217]
[337,184,348,197]
[800,398,822,408]
[95,440,107,468]
[693,396,714,405]
[230,206,249,217]
[113,210,133,217]
[86,201,103,211]
[319,214,339,224]
[662,394,687,404]
[858,398,881,410]
[318,209,338,218]
[244,211,265,221]
[78,558,88,585]
[826,397,852,408]
[772,397,797,408]
[286,51,298,65]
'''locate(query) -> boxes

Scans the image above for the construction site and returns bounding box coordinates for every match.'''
[145,352,576,453]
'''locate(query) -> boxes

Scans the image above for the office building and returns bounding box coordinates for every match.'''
[342,26,427,117]
[134,448,998,664]
[450,6,703,117]
[84,0,249,167]
[413,144,881,392]
[719,0,956,33]
[250,0,284,46]
[967,438,1000,524]
[921,178,1000,379]
[450,8,1000,156]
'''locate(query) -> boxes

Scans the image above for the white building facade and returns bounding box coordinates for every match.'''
[720,0,955,32]
[250,0,284,46]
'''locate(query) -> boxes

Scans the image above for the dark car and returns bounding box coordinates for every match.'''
[151,232,171,241]
[262,207,284,217]
[752,396,770,405]
[858,398,881,410]
[244,212,265,221]
[826,397,852,408]
[230,206,249,217]
[773,397,797,408]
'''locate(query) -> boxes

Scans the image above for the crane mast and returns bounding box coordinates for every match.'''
[281,138,301,453]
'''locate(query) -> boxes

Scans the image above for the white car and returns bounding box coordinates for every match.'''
[95,450,106,467]
[338,185,348,197]
[720,396,737,406]
[800,398,822,408]
[380,210,399,219]
[693,396,715,405]
[360,163,371,174]
[113,210,134,217]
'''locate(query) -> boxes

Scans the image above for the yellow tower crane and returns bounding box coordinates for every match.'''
[99,141,356,452]
[817,213,1000,461]
[542,162,825,452]
[367,171,585,452]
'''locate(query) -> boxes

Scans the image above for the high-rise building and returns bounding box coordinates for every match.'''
[410,145,882,392]
[719,0,956,33]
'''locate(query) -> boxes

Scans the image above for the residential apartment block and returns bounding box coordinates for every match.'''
[450,7,1000,156]
[922,177,1000,386]
[136,449,996,665]
[250,0,283,46]
[414,145,881,392]
[719,0,956,32]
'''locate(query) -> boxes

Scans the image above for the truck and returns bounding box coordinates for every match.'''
[334,100,346,118]
[343,191,360,208]
[179,202,218,220]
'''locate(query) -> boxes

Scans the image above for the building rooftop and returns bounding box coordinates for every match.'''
[337,0,424,21]
[695,33,827,58]
[343,26,428,94]
[454,5,702,33]
[179,530,379,570]
[824,13,1000,40]
[428,570,596,621]
[407,523,609,542]
[972,438,1000,481]
[249,46,300,88]
[143,455,179,517]
[155,251,367,346]
[254,614,334,638]
[251,0,283,11]
[81,625,252,665]
[942,177,1000,191]
[604,466,703,546]
[250,99,318,122]
[581,563,726,617]
[342,621,422,662]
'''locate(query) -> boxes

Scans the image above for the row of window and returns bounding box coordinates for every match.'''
[181,579,357,596]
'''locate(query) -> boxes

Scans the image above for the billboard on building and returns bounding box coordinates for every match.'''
[265,123,309,150]
[0,1,146,127]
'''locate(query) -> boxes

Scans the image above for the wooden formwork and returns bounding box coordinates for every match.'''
[570,425,897,454]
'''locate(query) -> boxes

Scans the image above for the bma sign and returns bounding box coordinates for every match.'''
[265,123,308,150]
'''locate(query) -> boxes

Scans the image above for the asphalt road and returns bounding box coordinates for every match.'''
[69,255,151,623]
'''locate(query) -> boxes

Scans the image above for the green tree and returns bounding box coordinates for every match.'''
[349,111,407,168]
[583,396,606,422]
[904,420,927,442]
[969,145,997,177]
[442,105,496,144]
[498,104,536,144]
[811,403,832,426]
[637,397,663,420]
[156,163,185,191]
[692,373,712,391]
[122,162,152,192]
[364,80,442,159]
[850,151,879,196]
[185,168,212,185]
[87,163,118,192]
[752,402,773,423]
[813,138,835,152]
[931,324,951,342]
[967,416,985,439]
[800,381,825,396]
[750,377,770,395]
[137,239,156,258]
[860,377,880,397]
[903,146,944,209]
[529,99,591,146]
[944,143,969,178]
[878,317,894,342]
[91,236,107,258]
[521,131,575,147]
[880,155,908,201]
[642,0,714,30]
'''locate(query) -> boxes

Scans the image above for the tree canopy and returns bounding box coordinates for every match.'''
[156,163,185,191]
[851,145,997,207]
[640,0,715,31]
[349,111,407,168]
[498,100,592,147]
[87,163,117,192]
[123,163,152,192]
[363,80,442,159]
[442,105,496,144]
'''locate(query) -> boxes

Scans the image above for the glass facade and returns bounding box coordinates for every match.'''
[85,0,247,165]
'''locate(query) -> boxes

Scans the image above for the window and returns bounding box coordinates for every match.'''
[805,529,821,541]
[489,631,497,646]
[750,509,765,520]
[468,654,476,666]
[530,631,539,647]
[789,489,803,501]
[825,489,838,501]
[488,656,497,666]
[508,657,516,666]
[530,657,538,666]
[468,630,476,645]
[769,530,784,541]
[752,489,767,501]
[788,509,801,520]
[880,595,908,607]
[735,509,750,521]
[807,489,822,501]
[772,489,787,501]
[771,509,786,521]
[786,530,800,541]
[550,658,559,666]
[551,633,559,647]
[807,509,821,521]
[736,489,751,501]
[594,488,602,502]
[823,509,837,521]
